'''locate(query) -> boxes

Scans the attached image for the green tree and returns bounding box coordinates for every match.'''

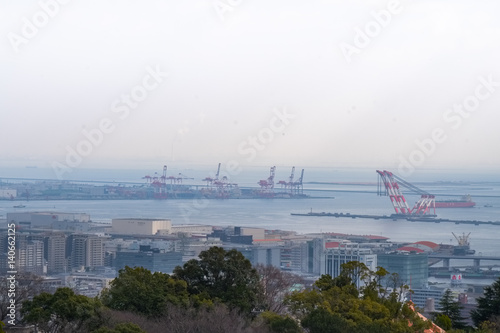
[437,289,466,329]
[300,307,349,333]
[434,314,452,331]
[360,266,390,302]
[260,311,302,333]
[93,322,146,333]
[286,261,431,333]
[315,273,356,293]
[101,266,189,318]
[477,318,500,333]
[173,246,262,313]
[471,277,500,328]
[21,287,104,333]
[338,260,370,287]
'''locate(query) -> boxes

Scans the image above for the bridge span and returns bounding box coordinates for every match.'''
[429,254,500,272]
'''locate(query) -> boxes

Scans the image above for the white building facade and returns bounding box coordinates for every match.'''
[321,243,377,288]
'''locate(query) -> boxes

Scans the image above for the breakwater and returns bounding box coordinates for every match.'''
[291,211,500,226]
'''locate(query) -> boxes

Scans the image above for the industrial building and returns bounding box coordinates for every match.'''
[157,224,213,235]
[7,212,90,229]
[0,189,16,199]
[210,226,267,245]
[236,227,266,240]
[111,218,172,235]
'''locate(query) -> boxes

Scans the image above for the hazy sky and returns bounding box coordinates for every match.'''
[2,0,500,175]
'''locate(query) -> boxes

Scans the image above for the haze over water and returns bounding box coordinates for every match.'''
[2,167,499,256]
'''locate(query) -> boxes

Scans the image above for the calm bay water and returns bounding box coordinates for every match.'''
[1,167,499,256]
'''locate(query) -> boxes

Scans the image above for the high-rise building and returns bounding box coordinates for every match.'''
[1,231,68,275]
[87,236,104,267]
[321,242,377,288]
[71,235,87,269]
[302,238,324,275]
[377,252,429,289]
[69,234,104,269]
[46,233,67,274]
[16,235,44,275]
[280,243,304,271]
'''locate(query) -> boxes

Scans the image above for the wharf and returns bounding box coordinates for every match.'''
[290,211,500,226]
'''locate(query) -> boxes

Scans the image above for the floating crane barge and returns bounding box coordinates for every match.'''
[291,170,499,226]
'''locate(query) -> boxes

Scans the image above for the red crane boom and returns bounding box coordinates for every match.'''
[376,170,435,216]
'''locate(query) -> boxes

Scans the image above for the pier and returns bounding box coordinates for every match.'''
[290,211,500,226]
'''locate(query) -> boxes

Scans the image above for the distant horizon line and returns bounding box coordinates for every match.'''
[1,163,500,172]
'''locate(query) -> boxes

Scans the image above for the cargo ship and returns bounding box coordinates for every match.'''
[435,195,475,208]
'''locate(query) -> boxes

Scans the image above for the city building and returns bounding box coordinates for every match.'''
[113,246,183,274]
[87,236,105,267]
[16,235,45,275]
[111,218,172,235]
[377,252,429,289]
[236,246,281,268]
[411,287,445,311]
[321,242,378,287]
[52,220,91,232]
[281,242,306,271]
[65,273,114,298]
[236,227,265,240]
[6,212,90,229]
[69,234,105,269]
[171,224,213,234]
[46,233,67,274]
[302,238,324,275]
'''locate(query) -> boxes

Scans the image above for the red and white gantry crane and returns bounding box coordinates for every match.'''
[376,170,435,216]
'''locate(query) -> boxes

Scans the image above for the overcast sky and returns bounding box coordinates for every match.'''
[1,0,500,175]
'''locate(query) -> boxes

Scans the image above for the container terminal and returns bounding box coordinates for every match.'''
[0,167,485,207]
[0,164,309,201]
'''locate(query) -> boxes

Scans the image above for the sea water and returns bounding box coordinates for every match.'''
[1,166,499,256]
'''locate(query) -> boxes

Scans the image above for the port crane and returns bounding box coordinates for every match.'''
[452,232,471,247]
[277,167,305,196]
[202,163,221,186]
[376,170,435,216]
[451,232,475,255]
[278,166,295,194]
[258,166,276,197]
[292,168,305,196]
[143,165,168,199]
[201,163,238,199]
